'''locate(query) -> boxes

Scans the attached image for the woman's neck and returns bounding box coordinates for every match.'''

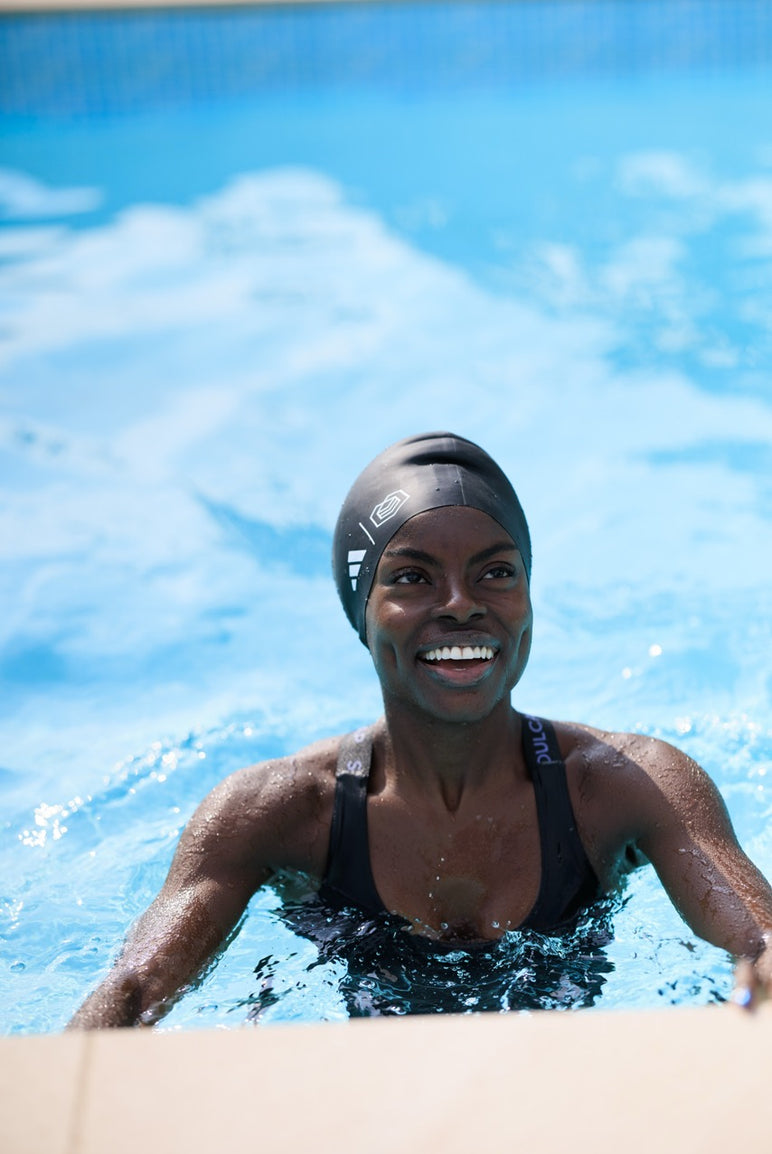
[375,702,524,813]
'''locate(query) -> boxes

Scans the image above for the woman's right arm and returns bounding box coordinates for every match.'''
[67,750,334,1029]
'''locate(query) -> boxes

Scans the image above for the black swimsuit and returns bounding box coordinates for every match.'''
[319,715,600,934]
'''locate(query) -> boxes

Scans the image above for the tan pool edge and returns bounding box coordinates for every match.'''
[3,1005,772,1154]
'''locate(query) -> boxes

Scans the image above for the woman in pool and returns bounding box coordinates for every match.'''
[69,432,772,1027]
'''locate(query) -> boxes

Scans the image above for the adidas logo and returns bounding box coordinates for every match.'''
[347,549,367,591]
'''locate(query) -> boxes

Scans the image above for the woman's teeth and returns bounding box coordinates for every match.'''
[422,645,495,662]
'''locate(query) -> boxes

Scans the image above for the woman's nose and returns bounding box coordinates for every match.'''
[433,578,485,622]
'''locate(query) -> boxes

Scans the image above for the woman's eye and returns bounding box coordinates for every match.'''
[482,564,515,580]
[394,570,428,585]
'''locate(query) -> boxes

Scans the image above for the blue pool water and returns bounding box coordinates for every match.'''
[1,1,771,1033]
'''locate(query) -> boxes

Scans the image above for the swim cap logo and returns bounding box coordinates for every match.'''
[370,489,410,528]
[347,549,367,591]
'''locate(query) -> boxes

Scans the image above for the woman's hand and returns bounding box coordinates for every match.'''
[732,938,772,1010]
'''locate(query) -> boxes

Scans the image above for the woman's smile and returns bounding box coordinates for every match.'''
[365,506,533,722]
[417,638,501,686]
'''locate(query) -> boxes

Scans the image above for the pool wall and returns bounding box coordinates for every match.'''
[4,0,772,119]
[3,1005,772,1153]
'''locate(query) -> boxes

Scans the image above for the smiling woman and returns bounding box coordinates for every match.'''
[2,0,772,1034]
[66,432,772,1028]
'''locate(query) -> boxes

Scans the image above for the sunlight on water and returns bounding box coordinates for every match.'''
[1,2,771,1032]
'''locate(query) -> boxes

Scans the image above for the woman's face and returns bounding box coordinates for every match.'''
[365,506,532,724]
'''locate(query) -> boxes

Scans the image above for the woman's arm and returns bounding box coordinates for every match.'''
[67,749,334,1028]
[632,740,772,1006]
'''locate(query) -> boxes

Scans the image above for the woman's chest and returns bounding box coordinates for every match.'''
[366,789,543,940]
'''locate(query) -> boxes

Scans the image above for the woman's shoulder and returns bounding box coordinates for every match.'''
[550,717,714,837]
[551,718,690,777]
[185,732,354,877]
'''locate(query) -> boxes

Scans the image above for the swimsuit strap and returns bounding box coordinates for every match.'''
[519,715,599,932]
[319,726,386,916]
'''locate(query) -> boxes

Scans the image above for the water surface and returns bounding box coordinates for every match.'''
[1,1,770,1032]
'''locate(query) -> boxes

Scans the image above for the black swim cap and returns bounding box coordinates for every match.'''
[332,432,532,645]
